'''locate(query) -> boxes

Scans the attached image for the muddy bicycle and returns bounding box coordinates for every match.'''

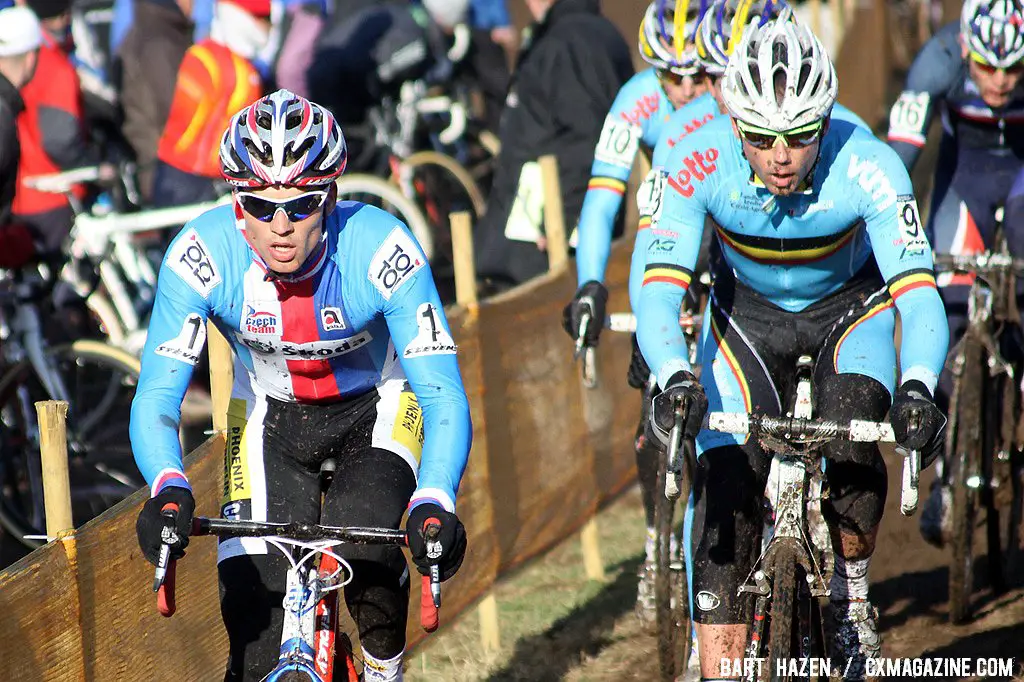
[933,247,1024,623]
[666,354,919,681]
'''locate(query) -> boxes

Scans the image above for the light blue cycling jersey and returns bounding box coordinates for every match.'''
[575,68,674,286]
[635,114,949,392]
[627,101,873,310]
[130,202,472,511]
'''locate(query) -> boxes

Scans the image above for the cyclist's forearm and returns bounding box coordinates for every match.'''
[130,389,187,494]
[891,284,948,393]
[576,183,627,285]
[637,285,693,387]
[414,393,472,513]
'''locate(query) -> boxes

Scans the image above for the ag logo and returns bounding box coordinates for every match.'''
[668,148,720,198]
[369,228,425,300]
[320,306,346,331]
[166,228,222,298]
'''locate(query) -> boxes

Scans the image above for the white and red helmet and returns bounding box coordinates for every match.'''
[220,89,347,188]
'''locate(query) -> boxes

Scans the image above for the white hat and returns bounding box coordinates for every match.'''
[0,7,42,58]
[422,0,470,28]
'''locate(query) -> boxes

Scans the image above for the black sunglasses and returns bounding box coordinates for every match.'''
[236,190,329,222]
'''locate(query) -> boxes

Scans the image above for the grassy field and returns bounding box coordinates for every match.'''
[405,487,656,682]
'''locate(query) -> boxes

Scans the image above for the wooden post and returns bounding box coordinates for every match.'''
[36,400,73,537]
[810,0,822,40]
[450,212,478,306]
[539,155,568,272]
[478,592,501,654]
[207,323,233,433]
[580,517,605,582]
[829,0,843,37]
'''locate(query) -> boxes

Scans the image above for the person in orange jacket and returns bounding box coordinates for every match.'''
[152,0,266,209]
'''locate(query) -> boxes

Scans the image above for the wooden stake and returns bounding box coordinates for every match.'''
[580,517,605,582]
[539,155,568,272]
[207,323,233,433]
[810,0,822,41]
[450,212,478,306]
[36,400,72,538]
[829,0,843,36]
[478,592,501,654]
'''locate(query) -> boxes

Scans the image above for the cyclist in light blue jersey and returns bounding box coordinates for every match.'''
[562,0,710,626]
[635,18,948,680]
[131,90,471,682]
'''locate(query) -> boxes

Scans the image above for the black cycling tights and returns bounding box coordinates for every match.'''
[220,445,415,682]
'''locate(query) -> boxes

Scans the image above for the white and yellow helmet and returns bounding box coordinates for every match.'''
[695,0,790,76]
[721,9,837,130]
[638,0,711,75]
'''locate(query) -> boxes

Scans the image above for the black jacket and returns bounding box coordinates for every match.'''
[476,0,632,286]
[0,73,24,228]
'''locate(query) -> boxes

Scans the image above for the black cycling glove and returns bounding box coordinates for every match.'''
[136,486,195,565]
[562,281,608,346]
[406,503,467,582]
[890,380,946,468]
[650,370,707,446]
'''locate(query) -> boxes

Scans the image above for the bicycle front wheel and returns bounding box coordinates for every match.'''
[653,460,691,680]
[336,173,434,261]
[0,341,143,548]
[949,334,984,623]
[766,542,798,682]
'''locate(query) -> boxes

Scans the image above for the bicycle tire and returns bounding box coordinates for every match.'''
[396,151,487,218]
[0,340,142,548]
[982,372,1006,594]
[949,335,983,623]
[653,460,691,680]
[767,542,798,682]
[336,174,434,261]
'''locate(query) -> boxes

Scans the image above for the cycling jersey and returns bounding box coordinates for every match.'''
[130,201,472,513]
[888,22,1024,170]
[574,68,675,287]
[628,100,872,310]
[636,114,949,394]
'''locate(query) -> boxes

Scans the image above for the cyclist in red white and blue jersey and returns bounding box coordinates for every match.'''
[637,17,948,679]
[131,90,471,682]
[887,0,1024,546]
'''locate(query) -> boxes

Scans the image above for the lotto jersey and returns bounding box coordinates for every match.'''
[130,202,472,510]
[575,68,674,286]
[635,115,949,391]
[888,21,1024,169]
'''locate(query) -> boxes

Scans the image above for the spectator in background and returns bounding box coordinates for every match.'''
[462,0,512,131]
[15,0,108,258]
[0,5,45,268]
[152,0,265,208]
[275,0,329,98]
[117,0,194,203]
[475,0,632,289]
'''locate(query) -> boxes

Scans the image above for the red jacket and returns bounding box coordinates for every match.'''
[157,40,262,179]
[14,36,89,216]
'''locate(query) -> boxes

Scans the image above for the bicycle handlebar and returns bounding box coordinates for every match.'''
[705,411,920,516]
[154,517,441,632]
[24,166,102,193]
[933,253,1024,277]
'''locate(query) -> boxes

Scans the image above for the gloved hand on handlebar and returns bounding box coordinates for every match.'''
[890,380,946,468]
[650,370,708,446]
[562,281,608,346]
[406,502,467,582]
[136,486,195,565]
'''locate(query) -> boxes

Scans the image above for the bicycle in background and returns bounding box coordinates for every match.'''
[933,243,1024,623]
